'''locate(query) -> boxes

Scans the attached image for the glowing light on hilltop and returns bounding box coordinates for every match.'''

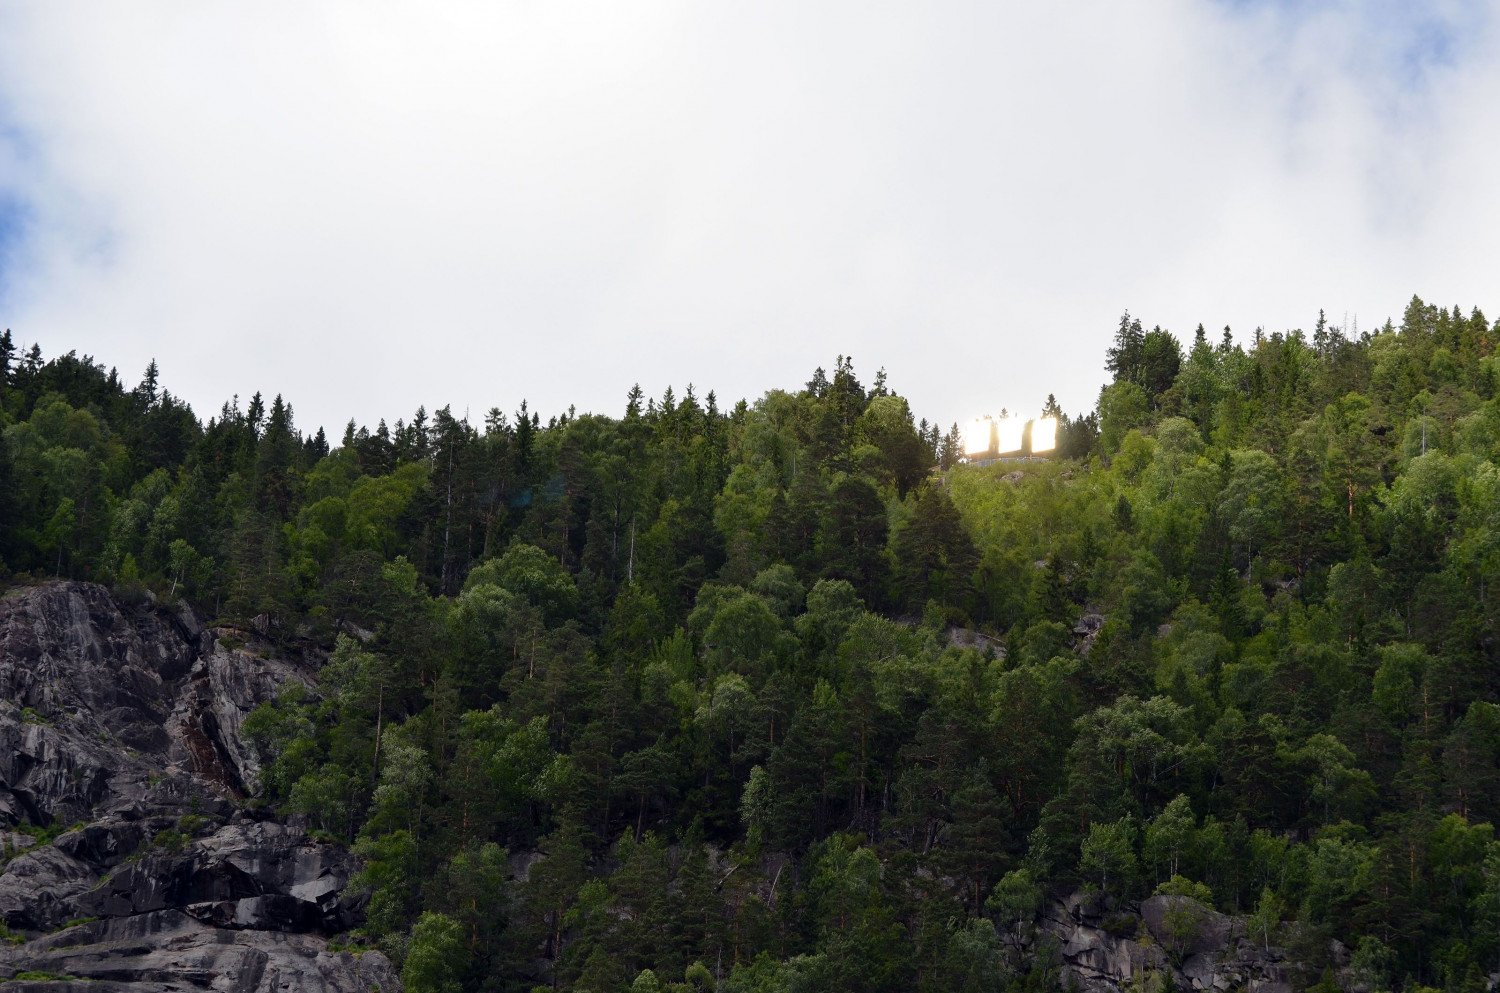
[1031,416,1058,453]
[962,418,992,456]
[996,417,1025,454]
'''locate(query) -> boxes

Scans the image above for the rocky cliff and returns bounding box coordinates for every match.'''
[0,581,398,992]
[1028,889,1296,993]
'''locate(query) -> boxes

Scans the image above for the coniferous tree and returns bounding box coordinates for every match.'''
[0,432,18,566]
[1105,312,1145,384]
[890,485,978,616]
[0,328,15,409]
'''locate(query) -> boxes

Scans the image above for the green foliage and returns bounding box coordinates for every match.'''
[402,911,469,993]
[987,868,1043,927]
[1154,875,1212,902]
[1154,886,1216,959]
[890,484,977,616]
[1144,796,1195,884]
[1081,817,1138,897]
[151,828,189,852]
[464,543,578,623]
[8,304,1500,989]
[12,821,84,847]
[350,830,420,952]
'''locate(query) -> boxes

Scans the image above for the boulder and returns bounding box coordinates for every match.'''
[1072,612,1107,654]
[1141,893,1231,957]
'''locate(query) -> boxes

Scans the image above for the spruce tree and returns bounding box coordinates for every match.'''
[0,328,14,408]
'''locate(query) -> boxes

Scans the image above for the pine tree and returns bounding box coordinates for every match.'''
[0,329,14,407]
[1105,312,1145,384]
[890,485,978,615]
[514,400,534,470]
[136,359,160,408]
[0,431,18,565]
[306,426,329,461]
[939,422,961,470]
[246,391,265,436]
[254,394,298,519]
[818,475,888,599]
[939,764,1013,912]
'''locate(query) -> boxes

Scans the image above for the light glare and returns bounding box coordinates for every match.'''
[996,417,1025,453]
[962,418,991,456]
[1031,416,1058,453]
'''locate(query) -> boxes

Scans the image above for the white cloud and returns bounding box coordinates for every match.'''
[0,1,1496,435]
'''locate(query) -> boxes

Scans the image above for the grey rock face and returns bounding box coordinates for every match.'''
[1038,891,1292,993]
[1140,893,1232,958]
[0,581,396,992]
[75,817,361,934]
[1072,612,1106,654]
[5,911,399,993]
[0,844,97,929]
[1040,892,1172,991]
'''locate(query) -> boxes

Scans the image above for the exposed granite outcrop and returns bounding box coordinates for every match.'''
[5,910,398,993]
[0,581,396,992]
[1036,890,1292,993]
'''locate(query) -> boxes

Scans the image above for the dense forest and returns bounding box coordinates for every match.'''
[2,296,1499,993]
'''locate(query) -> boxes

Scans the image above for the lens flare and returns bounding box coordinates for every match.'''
[1030,416,1058,453]
[962,418,992,456]
[996,417,1025,454]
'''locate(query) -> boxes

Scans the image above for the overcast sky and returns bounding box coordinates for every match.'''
[1,2,1497,437]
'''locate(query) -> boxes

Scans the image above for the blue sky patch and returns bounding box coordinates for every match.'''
[1214,0,1487,87]
[0,193,30,306]
[0,107,36,307]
